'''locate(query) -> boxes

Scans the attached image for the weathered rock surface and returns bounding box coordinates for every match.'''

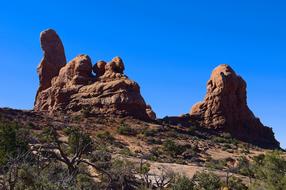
[35,29,66,101]
[190,64,279,148]
[34,29,156,121]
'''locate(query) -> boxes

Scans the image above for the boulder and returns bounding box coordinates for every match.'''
[93,60,106,77]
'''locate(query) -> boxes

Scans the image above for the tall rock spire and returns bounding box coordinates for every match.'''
[190,64,279,148]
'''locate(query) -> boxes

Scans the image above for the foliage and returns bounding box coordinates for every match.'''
[163,139,186,157]
[66,127,93,154]
[2,119,286,190]
[227,176,248,190]
[211,133,238,145]
[205,158,227,170]
[117,124,136,136]
[236,156,254,178]
[96,131,115,142]
[171,175,193,190]
[107,158,138,189]
[250,151,286,190]
[0,121,29,165]
[143,128,157,137]
[192,171,222,190]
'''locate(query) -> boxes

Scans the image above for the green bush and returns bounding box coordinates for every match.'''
[205,158,227,170]
[67,128,93,154]
[15,162,98,190]
[119,147,133,156]
[212,136,230,144]
[227,176,248,190]
[143,128,157,137]
[250,151,286,190]
[236,156,254,177]
[0,121,29,165]
[117,124,136,136]
[221,132,232,139]
[172,175,194,190]
[192,171,222,190]
[163,139,186,157]
[96,131,115,142]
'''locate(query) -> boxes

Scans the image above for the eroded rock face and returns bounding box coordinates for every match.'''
[190,64,279,148]
[35,29,66,100]
[34,29,156,121]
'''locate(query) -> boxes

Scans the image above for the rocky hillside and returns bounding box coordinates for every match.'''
[0,107,284,189]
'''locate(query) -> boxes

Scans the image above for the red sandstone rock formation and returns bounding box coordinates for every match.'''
[35,29,66,100]
[190,64,279,148]
[34,29,156,121]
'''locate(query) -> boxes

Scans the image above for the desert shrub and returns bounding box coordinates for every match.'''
[182,147,198,160]
[66,128,93,154]
[76,174,97,190]
[89,150,112,171]
[119,147,134,156]
[212,134,238,145]
[107,159,137,189]
[137,162,152,189]
[236,156,254,178]
[205,158,227,170]
[250,151,286,190]
[143,128,157,137]
[192,171,222,190]
[15,161,99,190]
[117,124,136,136]
[146,137,161,145]
[172,175,194,190]
[96,131,115,142]
[16,162,73,190]
[188,126,197,135]
[223,143,232,150]
[163,139,186,157]
[221,132,231,139]
[241,146,250,154]
[227,176,248,190]
[37,127,54,143]
[212,136,229,143]
[0,121,29,165]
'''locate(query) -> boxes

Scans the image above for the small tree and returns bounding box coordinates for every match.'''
[138,159,152,188]
[154,167,175,189]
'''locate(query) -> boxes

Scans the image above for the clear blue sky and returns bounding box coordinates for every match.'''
[0,0,285,148]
